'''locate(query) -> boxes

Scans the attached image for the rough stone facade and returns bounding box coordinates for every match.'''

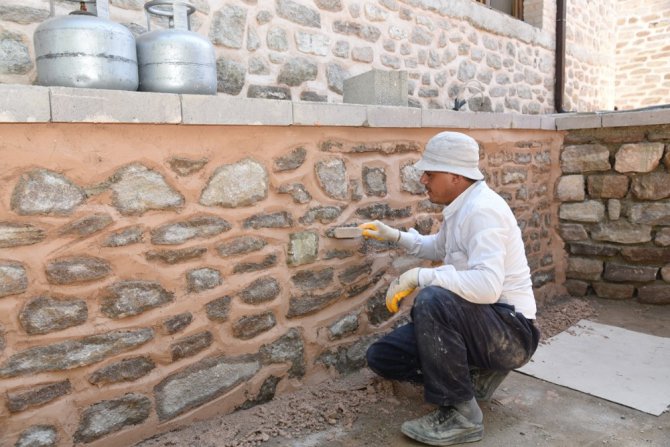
[563,0,617,111]
[614,0,670,110]
[0,123,562,445]
[0,0,558,113]
[558,124,670,303]
[4,0,669,112]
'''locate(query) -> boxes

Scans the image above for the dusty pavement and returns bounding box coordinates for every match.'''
[136,297,670,447]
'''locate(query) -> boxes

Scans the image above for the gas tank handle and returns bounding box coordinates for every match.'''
[49,0,104,17]
[144,0,196,31]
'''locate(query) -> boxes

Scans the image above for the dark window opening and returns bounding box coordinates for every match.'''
[475,0,524,20]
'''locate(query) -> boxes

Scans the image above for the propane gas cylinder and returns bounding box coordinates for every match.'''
[136,1,217,95]
[34,0,138,90]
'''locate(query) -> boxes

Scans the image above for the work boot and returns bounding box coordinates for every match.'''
[470,367,509,401]
[401,407,483,446]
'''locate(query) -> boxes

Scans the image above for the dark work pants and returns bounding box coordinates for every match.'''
[366,286,540,407]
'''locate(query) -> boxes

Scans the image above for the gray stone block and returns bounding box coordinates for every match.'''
[154,355,260,421]
[0,84,50,122]
[259,328,305,377]
[181,95,292,125]
[366,105,421,127]
[50,87,181,123]
[0,328,154,377]
[555,113,602,130]
[74,394,151,443]
[343,69,408,106]
[540,114,557,130]
[511,113,543,129]
[468,112,513,129]
[602,109,670,128]
[293,102,366,126]
[421,109,482,128]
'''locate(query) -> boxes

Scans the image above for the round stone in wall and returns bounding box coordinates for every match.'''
[0,28,32,75]
[187,268,222,293]
[19,296,88,335]
[0,222,45,248]
[46,256,111,285]
[401,163,425,194]
[110,164,184,216]
[287,231,319,266]
[11,169,85,216]
[0,261,28,298]
[362,166,387,197]
[216,57,246,95]
[277,57,318,86]
[15,425,58,447]
[200,158,268,208]
[315,158,348,200]
[73,394,151,443]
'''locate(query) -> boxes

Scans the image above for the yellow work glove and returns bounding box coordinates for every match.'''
[359,220,401,242]
[386,268,421,313]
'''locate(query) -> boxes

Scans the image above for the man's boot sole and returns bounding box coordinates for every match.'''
[400,425,484,446]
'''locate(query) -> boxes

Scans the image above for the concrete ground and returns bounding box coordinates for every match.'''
[138,298,670,447]
[278,298,670,447]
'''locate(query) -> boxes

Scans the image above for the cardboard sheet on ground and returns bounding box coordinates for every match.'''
[517,319,670,415]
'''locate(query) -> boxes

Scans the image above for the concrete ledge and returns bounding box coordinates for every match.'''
[422,110,513,129]
[4,83,668,130]
[293,102,366,126]
[541,115,557,130]
[421,109,472,129]
[182,95,293,125]
[555,113,602,130]
[50,87,181,123]
[366,105,421,127]
[601,108,670,127]
[471,112,514,129]
[0,85,51,122]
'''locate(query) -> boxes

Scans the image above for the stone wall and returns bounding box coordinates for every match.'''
[563,0,617,112]
[0,122,562,446]
[614,0,670,110]
[0,0,557,113]
[524,0,555,32]
[558,124,670,303]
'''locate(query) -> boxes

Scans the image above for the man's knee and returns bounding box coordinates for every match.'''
[413,286,460,314]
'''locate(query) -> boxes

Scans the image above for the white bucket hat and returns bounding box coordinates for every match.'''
[413,131,484,181]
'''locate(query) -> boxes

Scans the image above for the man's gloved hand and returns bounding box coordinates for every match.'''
[359,220,401,242]
[386,267,421,313]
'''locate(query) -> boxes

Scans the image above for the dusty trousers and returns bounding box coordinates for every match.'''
[366,286,540,406]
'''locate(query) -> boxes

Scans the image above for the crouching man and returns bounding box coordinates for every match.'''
[362,132,540,446]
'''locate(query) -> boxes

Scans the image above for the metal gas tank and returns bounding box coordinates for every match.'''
[34,0,138,91]
[136,1,217,95]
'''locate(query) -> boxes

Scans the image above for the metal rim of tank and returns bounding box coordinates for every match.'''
[59,0,98,15]
[144,0,196,17]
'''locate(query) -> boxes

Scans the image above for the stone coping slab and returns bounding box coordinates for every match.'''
[1,84,668,130]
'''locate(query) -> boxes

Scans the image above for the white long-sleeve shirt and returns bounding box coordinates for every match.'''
[398,181,537,319]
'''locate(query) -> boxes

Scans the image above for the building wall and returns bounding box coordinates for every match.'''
[558,124,670,302]
[615,0,670,110]
[0,122,562,446]
[0,0,557,113]
[524,0,555,31]
[3,1,670,114]
[563,0,617,111]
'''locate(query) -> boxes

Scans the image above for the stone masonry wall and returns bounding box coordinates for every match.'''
[614,0,670,110]
[0,0,557,113]
[563,0,617,112]
[0,123,562,446]
[558,124,670,303]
